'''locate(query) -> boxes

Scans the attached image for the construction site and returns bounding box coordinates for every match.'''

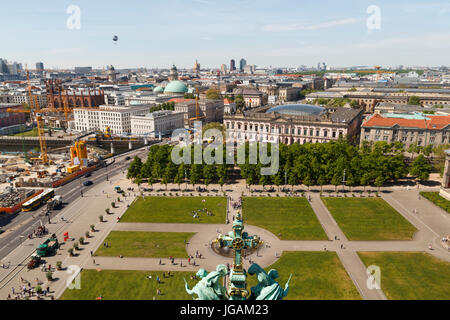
[0,71,153,215]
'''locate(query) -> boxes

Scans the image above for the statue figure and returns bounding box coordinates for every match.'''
[248,264,292,300]
[184,264,228,300]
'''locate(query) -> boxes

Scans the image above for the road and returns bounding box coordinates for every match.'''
[0,146,149,262]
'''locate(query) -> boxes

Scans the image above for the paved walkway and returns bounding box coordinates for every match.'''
[1,178,449,301]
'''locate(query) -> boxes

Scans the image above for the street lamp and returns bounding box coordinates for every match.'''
[284,169,287,192]
[342,169,346,193]
[185,169,188,191]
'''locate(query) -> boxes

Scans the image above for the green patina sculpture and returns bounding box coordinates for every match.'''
[185,212,291,300]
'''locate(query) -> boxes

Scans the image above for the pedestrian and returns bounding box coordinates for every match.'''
[180,261,183,267]
[47,286,50,294]
[159,259,162,265]
[92,258,96,265]
[157,289,161,296]
[157,276,160,284]
[12,287,15,295]
[188,257,191,265]
[90,251,93,257]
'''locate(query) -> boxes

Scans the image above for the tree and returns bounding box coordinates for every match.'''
[127,156,142,179]
[235,95,245,112]
[273,172,283,192]
[408,96,421,105]
[317,175,327,193]
[163,162,177,190]
[374,176,386,193]
[331,174,341,192]
[203,165,216,190]
[190,164,202,189]
[409,154,432,182]
[216,165,228,191]
[206,89,222,100]
[202,122,225,137]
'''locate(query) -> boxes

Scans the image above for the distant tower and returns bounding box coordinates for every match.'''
[169,64,179,81]
[194,60,200,74]
[221,64,227,74]
[107,65,118,82]
[239,58,247,72]
[230,59,236,71]
[36,62,44,76]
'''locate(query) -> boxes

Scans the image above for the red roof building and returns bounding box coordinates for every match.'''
[361,113,450,147]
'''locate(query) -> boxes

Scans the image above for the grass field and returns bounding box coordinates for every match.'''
[61,252,361,300]
[120,196,226,224]
[358,252,450,300]
[242,197,327,240]
[94,231,194,258]
[321,198,417,241]
[420,192,450,213]
[247,251,361,300]
[60,269,198,300]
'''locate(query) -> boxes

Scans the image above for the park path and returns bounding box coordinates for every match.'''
[2,177,449,301]
[307,193,387,300]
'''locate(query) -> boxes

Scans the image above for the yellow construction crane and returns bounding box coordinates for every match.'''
[188,87,205,123]
[7,68,48,164]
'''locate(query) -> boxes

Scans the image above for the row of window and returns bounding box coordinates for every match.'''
[226,122,343,138]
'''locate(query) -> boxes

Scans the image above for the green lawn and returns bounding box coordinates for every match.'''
[61,252,361,300]
[420,192,450,213]
[358,252,450,300]
[60,269,197,300]
[120,196,226,223]
[247,252,361,300]
[322,198,417,241]
[94,231,194,258]
[11,127,46,137]
[242,197,327,240]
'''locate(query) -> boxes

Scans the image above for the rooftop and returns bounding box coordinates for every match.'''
[363,113,450,130]
[266,104,326,116]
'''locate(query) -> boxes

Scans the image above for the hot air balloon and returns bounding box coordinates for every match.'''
[113,35,118,43]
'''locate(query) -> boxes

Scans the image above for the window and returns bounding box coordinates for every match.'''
[375,135,380,141]
[383,136,389,141]
[332,131,336,138]
[316,130,320,137]
[309,129,313,136]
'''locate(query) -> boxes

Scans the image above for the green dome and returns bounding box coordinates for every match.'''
[154,86,164,93]
[164,80,188,93]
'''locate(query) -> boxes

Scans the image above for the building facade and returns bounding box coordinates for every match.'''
[131,111,185,137]
[174,99,224,127]
[0,103,26,128]
[74,105,149,135]
[224,105,364,145]
[361,113,450,147]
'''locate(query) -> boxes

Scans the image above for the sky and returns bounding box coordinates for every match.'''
[1,0,450,69]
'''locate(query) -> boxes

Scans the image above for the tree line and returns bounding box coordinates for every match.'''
[127,140,433,191]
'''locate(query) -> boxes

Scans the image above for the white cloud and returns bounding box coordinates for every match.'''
[263,18,362,32]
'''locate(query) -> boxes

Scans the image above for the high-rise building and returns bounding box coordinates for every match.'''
[36,62,44,72]
[240,58,247,72]
[230,59,236,71]
[194,60,201,73]
[221,64,227,74]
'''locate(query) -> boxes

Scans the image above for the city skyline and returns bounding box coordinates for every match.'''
[0,0,450,69]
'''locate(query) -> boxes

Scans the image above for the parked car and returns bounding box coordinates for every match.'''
[83,180,93,186]
[125,156,131,161]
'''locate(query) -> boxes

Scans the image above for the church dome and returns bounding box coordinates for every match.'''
[153,86,164,93]
[164,80,188,93]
